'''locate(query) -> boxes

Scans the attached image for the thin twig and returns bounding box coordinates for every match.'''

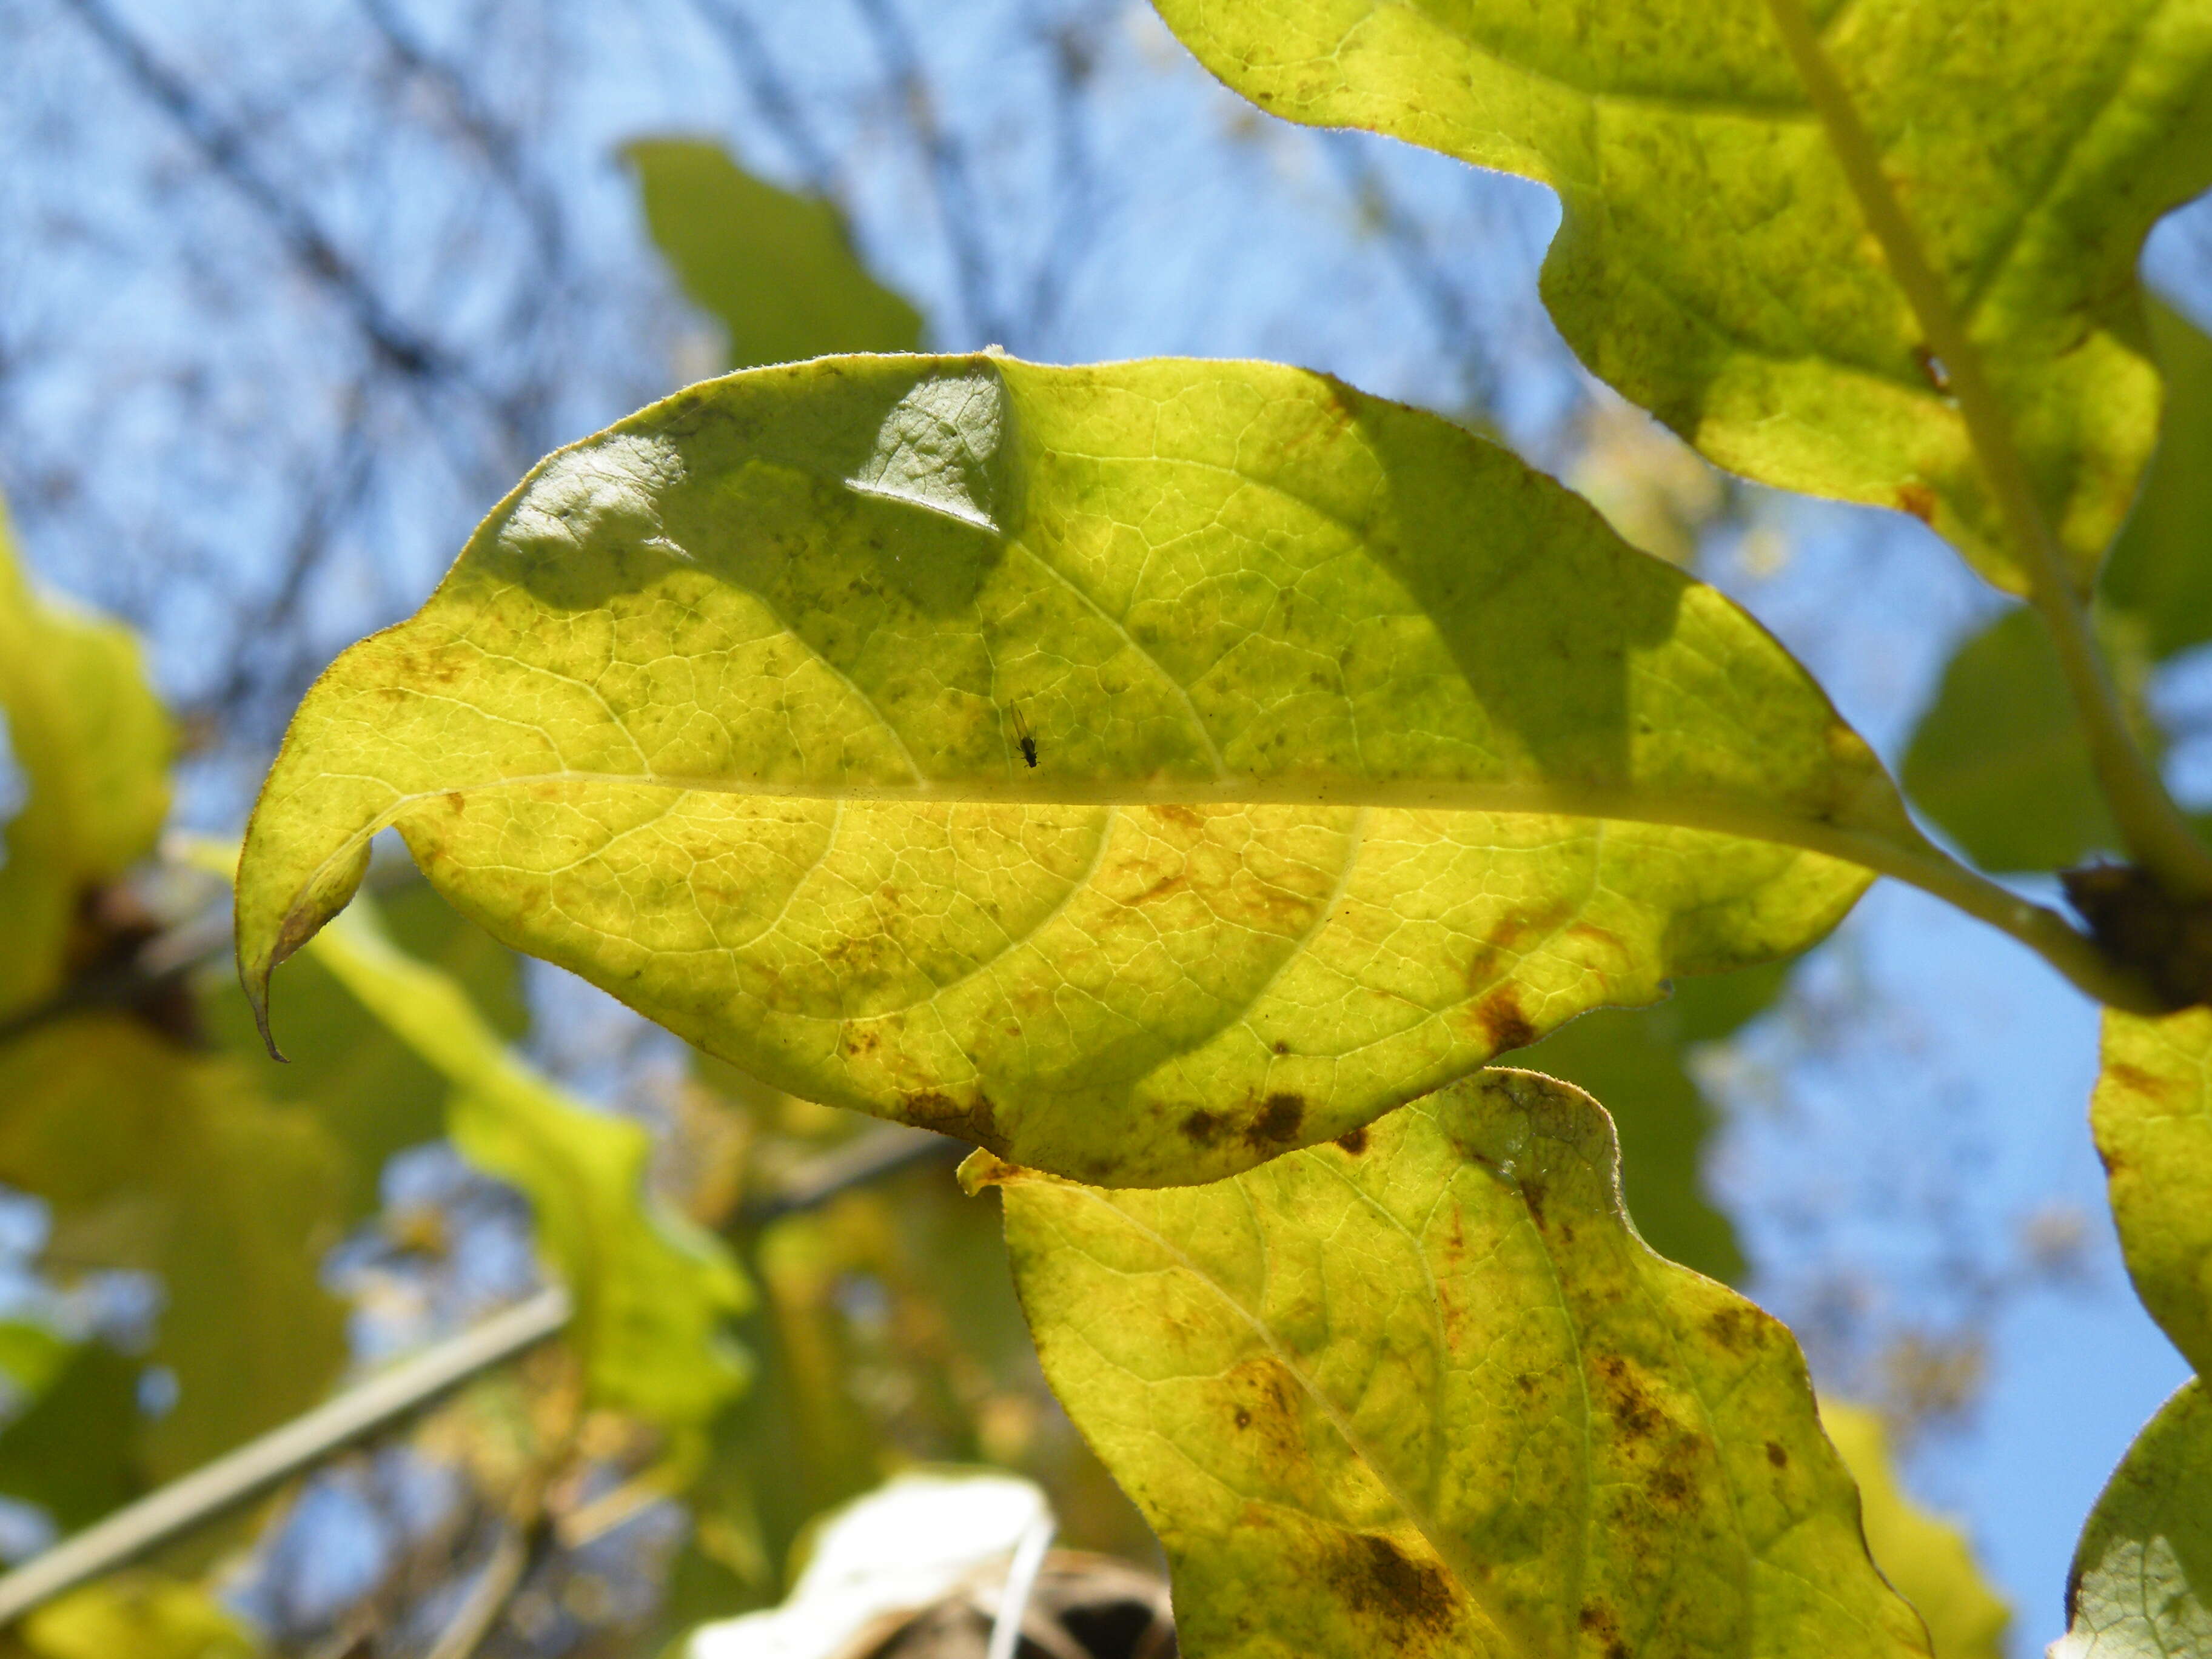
[0,1287,571,1627]
[421,1524,536,1659]
[1761,0,2212,901]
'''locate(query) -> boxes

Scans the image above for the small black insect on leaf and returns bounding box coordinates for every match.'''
[1011,704,1038,769]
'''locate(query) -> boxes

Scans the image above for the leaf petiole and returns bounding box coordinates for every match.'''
[1761,0,2212,904]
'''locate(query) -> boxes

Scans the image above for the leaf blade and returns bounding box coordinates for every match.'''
[1151,0,2212,593]
[978,1070,1932,1658]
[238,354,1920,1185]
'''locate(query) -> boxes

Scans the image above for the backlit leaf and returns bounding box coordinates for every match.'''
[1151,0,2212,594]
[2093,1007,2212,1375]
[236,354,1924,1187]
[627,138,923,370]
[22,1574,258,1659]
[0,1016,347,1481]
[975,1069,1932,1658]
[299,893,751,1444]
[1821,1402,2009,1659]
[0,499,172,1017]
[2053,1378,2212,1659]
[1517,959,1789,1282]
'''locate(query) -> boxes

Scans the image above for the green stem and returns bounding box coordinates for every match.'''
[1761,0,2212,902]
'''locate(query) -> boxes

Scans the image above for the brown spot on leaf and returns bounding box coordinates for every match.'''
[1896,483,1937,523]
[1332,1535,1455,1635]
[1272,1040,1290,1055]
[444,791,466,813]
[1706,1305,1756,1353]
[1334,1127,1369,1156]
[1472,988,1537,1054]
[1234,1408,1252,1429]
[1520,1178,1547,1228]
[1765,1440,1788,1469]
[900,1090,1006,1155]
[1149,804,1206,833]
[1182,1110,1225,1146]
[1245,1093,1305,1147]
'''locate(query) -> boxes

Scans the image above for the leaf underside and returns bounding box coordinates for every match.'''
[979,1069,1932,1658]
[2054,1378,2212,1659]
[237,354,1919,1187]
[1152,0,2212,594]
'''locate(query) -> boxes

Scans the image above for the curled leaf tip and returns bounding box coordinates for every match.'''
[957,1149,1025,1195]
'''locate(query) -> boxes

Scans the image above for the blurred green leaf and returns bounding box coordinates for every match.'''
[1517,960,1789,1282]
[2053,1378,2212,1659]
[0,498,172,1019]
[626,137,922,370]
[1821,1402,2010,1659]
[0,1016,348,1483]
[0,1338,142,1530]
[1901,609,2139,874]
[0,1319,72,1407]
[2103,300,2212,663]
[980,1070,1931,1658]
[22,1574,258,1659]
[299,894,751,1449]
[2093,1006,2212,1376]
[199,879,524,1224]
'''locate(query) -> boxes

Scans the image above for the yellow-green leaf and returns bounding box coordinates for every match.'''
[0,1016,347,1481]
[975,1070,1932,1657]
[1151,0,2212,594]
[1518,960,1789,1282]
[236,354,1925,1187]
[0,1339,143,1529]
[627,138,923,370]
[1821,1402,2010,1659]
[2103,300,2212,662]
[299,893,751,1443]
[23,1574,258,1659]
[0,499,172,1017]
[2093,1007,2212,1375]
[2053,1378,2212,1659]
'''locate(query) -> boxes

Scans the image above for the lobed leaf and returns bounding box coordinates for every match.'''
[1517,959,1792,1282]
[2093,1007,2212,1376]
[975,1069,1932,1658]
[1821,1402,2009,1659]
[236,354,1923,1187]
[626,138,923,371]
[2053,1378,2212,1659]
[300,893,751,1444]
[1151,0,2212,594]
[0,500,172,1018]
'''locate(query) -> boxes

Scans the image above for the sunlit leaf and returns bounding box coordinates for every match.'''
[299,893,751,1445]
[236,354,1921,1187]
[1517,959,1789,1282]
[0,1016,347,1482]
[0,499,172,1018]
[1820,1402,2010,1659]
[2093,1007,2212,1375]
[0,1319,72,1407]
[22,1574,258,1659]
[627,138,923,370]
[2103,299,2212,662]
[2053,1378,2212,1659]
[975,1070,1932,1658]
[1151,0,2212,594]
